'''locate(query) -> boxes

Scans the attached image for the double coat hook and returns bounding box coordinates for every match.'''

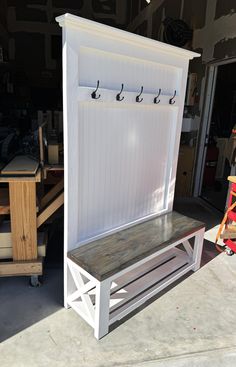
[91,80,101,99]
[136,86,143,103]
[116,83,124,101]
[154,89,161,104]
[169,90,176,105]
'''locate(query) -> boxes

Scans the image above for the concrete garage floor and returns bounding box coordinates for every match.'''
[1,198,236,366]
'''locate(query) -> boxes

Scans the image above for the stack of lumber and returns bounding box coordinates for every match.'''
[0,221,47,260]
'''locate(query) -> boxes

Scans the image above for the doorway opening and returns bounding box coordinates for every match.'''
[200,61,236,212]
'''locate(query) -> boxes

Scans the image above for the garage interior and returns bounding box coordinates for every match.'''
[1,0,236,366]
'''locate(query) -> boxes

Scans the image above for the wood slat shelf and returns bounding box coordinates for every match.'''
[109,250,191,324]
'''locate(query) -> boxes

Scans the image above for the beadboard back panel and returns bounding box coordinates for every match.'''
[79,47,182,95]
[77,102,178,244]
[56,14,200,256]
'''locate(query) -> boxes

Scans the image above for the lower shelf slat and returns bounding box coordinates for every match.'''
[109,249,194,325]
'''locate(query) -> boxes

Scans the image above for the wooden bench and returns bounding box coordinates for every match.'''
[67,211,205,339]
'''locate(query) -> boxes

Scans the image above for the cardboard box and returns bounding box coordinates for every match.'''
[48,143,59,164]
[175,146,195,197]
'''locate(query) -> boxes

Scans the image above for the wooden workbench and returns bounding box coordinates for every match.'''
[0,156,64,280]
[0,159,43,278]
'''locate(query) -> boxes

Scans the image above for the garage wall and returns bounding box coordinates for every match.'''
[1,0,128,89]
[127,0,236,63]
[126,0,236,195]
[127,0,236,112]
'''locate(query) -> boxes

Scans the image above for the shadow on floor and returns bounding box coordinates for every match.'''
[0,267,63,343]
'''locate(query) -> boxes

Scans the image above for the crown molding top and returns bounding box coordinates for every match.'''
[56,13,200,61]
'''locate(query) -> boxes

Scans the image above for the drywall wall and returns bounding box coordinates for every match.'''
[127,0,236,196]
[193,0,236,62]
[127,0,236,63]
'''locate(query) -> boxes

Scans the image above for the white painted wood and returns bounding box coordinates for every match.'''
[57,14,199,60]
[67,280,95,303]
[110,248,180,293]
[56,14,200,257]
[77,103,179,243]
[67,300,95,329]
[77,86,180,105]
[109,262,195,325]
[56,14,201,323]
[78,46,182,94]
[94,280,111,340]
[66,227,204,339]
[182,240,193,258]
[109,250,189,311]
[192,228,205,271]
[67,260,95,323]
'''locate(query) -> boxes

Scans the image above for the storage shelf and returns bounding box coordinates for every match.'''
[108,248,192,324]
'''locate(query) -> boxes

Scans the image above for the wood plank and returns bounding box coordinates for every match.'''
[220,230,236,239]
[0,258,42,277]
[40,178,64,209]
[109,249,188,312]
[68,211,205,281]
[110,248,178,294]
[0,189,38,214]
[0,244,46,259]
[109,262,194,326]
[0,188,10,214]
[0,169,41,183]
[0,221,11,247]
[1,155,39,176]
[37,192,64,228]
[9,181,37,260]
[0,229,47,259]
[43,164,64,179]
[39,123,47,166]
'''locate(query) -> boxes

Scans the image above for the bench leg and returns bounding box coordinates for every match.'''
[94,279,111,340]
[192,228,205,271]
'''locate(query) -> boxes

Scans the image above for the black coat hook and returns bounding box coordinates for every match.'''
[169,90,176,105]
[116,83,124,101]
[154,88,161,104]
[91,80,101,99]
[136,86,144,103]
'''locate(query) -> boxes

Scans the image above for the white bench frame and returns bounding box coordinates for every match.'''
[66,227,204,339]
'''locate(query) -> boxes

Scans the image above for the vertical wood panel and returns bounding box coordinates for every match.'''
[79,47,182,94]
[9,182,37,260]
[75,102,178,244]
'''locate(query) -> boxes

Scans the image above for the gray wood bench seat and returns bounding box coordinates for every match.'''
[66,211,205,339]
